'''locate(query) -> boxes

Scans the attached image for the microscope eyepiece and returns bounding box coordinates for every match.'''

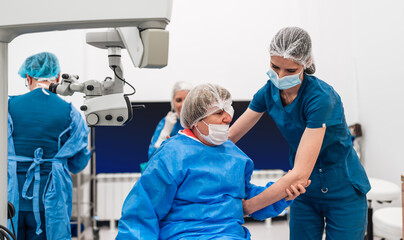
[62,73,79,80]
[49,83,59,93]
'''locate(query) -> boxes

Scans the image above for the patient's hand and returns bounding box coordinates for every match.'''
[285,179,311,201]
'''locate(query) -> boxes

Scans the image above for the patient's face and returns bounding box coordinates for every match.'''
[197,109,232,136]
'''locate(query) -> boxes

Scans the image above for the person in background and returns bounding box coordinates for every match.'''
[7,52,91,240]
[116,83,309,240]
[229,27,370,239]
[140,81,193,172]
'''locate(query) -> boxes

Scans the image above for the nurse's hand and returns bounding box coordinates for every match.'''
[242,199,250,217]
[285,179,311,201]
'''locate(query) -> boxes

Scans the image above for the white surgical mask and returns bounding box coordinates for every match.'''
[196,120,229,145]
[267,67,302,90]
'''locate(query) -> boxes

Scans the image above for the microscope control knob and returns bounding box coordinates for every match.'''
[80,105,88,111]
[87,113,99,126]
[105,115,113,121]
[117,116,124,122]
[87,85,94,91]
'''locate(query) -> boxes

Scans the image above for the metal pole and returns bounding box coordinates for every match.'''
[91,127,100,239]
[402,175,404,239]
[366,200,373,240]
[77,173,82,240]
[0,42,9,226]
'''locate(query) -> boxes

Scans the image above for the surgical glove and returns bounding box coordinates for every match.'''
[154,111,178,149]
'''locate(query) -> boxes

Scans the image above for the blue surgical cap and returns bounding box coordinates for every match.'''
[18,52,61,79]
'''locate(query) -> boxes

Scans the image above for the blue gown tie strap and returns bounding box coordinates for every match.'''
[21,148,45,235]
[14,148,67,236]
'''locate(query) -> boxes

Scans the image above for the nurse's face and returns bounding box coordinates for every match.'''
[173,90,189,116]
[270,56,305,80]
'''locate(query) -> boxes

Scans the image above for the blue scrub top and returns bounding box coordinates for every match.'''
[147,116,183,159]
[249,74,370,195]
[9,89,72,211]
[9,89,71,158]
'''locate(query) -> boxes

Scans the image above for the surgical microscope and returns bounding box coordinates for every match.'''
[0,0,173,238]
[48,29,157,126]
[48,28,169,126]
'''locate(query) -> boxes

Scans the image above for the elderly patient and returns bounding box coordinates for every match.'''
[116,83,308,240]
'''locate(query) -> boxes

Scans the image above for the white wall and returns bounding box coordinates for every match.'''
[8,29,88,108]
[352,0,404,204]
[6,0,404,200]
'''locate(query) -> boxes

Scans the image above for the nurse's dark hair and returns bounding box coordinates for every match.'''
[269,26,316,74]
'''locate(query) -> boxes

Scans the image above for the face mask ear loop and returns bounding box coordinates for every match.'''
[195,125,203,136]
[35,83,50,95]
[195,121,216,145]
[197,120,209,136]
[201,120,208,126]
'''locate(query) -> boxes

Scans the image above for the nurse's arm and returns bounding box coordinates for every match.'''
[292,127,326,181]
[243,127,326,215]
[229,108,264,143]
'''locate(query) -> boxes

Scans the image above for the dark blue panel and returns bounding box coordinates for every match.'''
[94,102,169,173]
[94,101,290,173]
[233,107,290,171]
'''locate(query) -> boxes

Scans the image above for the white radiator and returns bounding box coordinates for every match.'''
[96,169,285,222]
[249,169,285,186]
[97,173,141,221]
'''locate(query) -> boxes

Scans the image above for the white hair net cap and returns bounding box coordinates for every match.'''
[170,81,193,111]
[180,83,234,129]
[269,27,316,74]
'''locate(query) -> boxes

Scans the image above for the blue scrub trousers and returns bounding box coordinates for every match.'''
[289,166,367,240]
[17,211,46,240]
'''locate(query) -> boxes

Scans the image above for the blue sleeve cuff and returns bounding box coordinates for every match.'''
[306,118,342,129]
[248,104,265,113]
[248,83,269,113]
[250,198,291,221]
[247,181,292,221]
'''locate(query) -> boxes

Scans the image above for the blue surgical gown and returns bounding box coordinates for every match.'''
[8,90,91,239]
[147,116,183,159]
[249,74,371,239]
[117,132,291,240]
[9,89,71,212]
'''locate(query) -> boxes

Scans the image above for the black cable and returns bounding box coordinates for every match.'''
[0,228,13,240]
[0,225,16,240]
[112,67,136,97]
[8,219,14,237]
[7,205,15,237]
[0,229,10,240]
[0,230,11,240]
